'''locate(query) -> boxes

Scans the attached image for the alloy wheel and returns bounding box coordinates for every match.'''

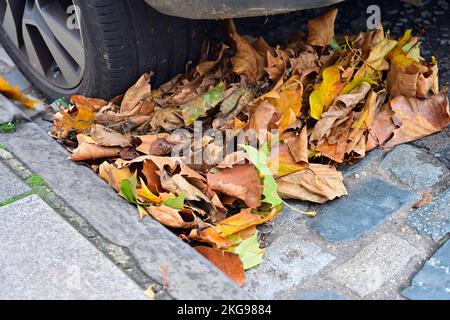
[0,0,85,89]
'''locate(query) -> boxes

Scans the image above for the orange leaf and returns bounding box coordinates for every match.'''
[69,142,121,162]
[195,247,246,286]
[215,209,278,237]
[207,164,262,208]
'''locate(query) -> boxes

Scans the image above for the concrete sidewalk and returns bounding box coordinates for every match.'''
[0,159,146,300]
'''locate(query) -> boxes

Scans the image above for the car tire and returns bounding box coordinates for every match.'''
[0,0,205,101]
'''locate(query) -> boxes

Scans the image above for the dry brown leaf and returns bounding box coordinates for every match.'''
[413,192,433,209]
[161,171,210,202]
[188,228,234,249]
[285,125,309,164]
[307,9,338,47]
[387,61,419,98]
[207,164,262,208]
[69,142,122,162]
[147,205,200,229]
[71,95,108,111]
[277,164,348,203]
[120,72,153,113]
[98,161,133,192]
[269,142,308,177]
[417,63,439,98]
[230,31,266,83]
[265,48,288,81]
[195,247,246,286]
[91,124,131,147]
[384,92,450,147]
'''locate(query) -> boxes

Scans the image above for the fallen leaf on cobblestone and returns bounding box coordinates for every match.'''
[195,246,246,286]
[50,8,450,285]
[412,192,433,209]
[277,164,347,203]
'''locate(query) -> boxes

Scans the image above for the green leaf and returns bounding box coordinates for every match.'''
[0,122,15,133]
[182,82,226,126]
[329,38,342,52]
[162,192,186,210]
[119,174,138,204]
[240,144,282,208]
[204,81,226,107]
[228,232,265,270]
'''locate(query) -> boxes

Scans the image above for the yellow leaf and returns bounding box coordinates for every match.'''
[356,34,397,79]
[388,29,412,60]
[0,75,38,108]
[215,209,278,237]
[138,178,162,204]
[341,77,377,95]
[310,65,342,120]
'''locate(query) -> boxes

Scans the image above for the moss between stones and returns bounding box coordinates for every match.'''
[0,122,15,133]
[0,191,33,207]
[26,175,49,200]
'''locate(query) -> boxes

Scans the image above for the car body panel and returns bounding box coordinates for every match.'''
[143,0,345,19]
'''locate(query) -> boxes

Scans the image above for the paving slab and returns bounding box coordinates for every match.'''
[0,122,250,300]
[331,234,420,297]
[0,93,30,124]
[0,161,30,203]
[407,190,450,241]
[381,145,448,191]
[402,240,450,300]
[244,234,335,299]
[307,177,416,243]
[0,195,146,300]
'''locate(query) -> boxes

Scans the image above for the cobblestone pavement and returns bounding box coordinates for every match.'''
[1,0,449,300]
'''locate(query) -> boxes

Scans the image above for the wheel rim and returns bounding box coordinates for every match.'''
[0,0,85,89]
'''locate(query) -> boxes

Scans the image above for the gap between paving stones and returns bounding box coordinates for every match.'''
[0,146,169,299]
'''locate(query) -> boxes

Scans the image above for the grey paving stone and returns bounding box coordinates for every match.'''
[0,93,30,124]
[0,122,250,300]
[407,190,450,241]
[307,177,416,243]
[381,144,448,190]
[244,234,335,299]
[435,146,450,170]
[331,234,420,297]
[342,148,386,178]
[0,195,146,300]
[0,161,30,203]
[297,290,346,300]
[402,240,450,300]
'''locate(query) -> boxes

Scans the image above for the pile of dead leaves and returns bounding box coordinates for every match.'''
[50,9,450,286]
